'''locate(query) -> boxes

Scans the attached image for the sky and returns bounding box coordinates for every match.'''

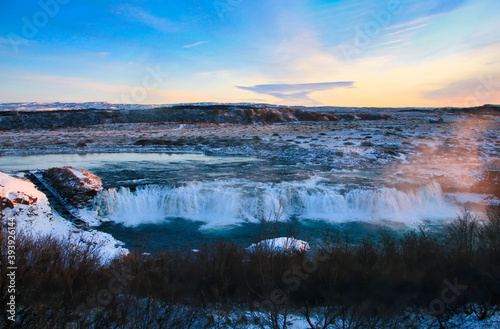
[0,0,499,107]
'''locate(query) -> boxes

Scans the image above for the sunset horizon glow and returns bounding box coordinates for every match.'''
[1,0,499,107]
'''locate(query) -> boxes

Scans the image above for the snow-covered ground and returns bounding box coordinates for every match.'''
[0,102,168,112]
[0,171,127,261]
[212,310,500,329]
[207,310,500,328]
[0,101,285,112]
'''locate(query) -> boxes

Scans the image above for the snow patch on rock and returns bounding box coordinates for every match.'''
[247,237,310,254]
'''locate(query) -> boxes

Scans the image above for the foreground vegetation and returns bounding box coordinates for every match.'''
[1,208,500,328]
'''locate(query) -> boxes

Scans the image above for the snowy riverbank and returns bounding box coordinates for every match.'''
[0,171,127,262]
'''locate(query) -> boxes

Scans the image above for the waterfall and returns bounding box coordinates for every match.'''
[93,179,458,227]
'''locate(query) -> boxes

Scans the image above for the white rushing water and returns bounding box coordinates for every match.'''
[93,178,459,227]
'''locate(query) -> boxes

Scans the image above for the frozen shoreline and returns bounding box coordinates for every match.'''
[0,171,128,261]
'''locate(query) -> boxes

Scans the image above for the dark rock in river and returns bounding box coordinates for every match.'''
[42,167,103,207]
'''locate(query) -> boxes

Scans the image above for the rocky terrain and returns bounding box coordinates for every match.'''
[1,104,498,130]
[0,105,500,129]
[42,167,103,207]
[0,103,499,212]
[0,104,376,129]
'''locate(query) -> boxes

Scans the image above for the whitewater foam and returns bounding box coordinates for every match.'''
[92,179,459,228]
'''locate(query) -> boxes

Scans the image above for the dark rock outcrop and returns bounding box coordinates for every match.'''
[1,190,38,210]
[42,167,103,207]
[357,113,392,120]
[429,117,444,124]
[443,105,500,115]
[13,194,38,205]
[0,105,352,130]
[1,197,15,210]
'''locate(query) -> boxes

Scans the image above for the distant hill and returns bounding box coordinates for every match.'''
[0,103,497,130]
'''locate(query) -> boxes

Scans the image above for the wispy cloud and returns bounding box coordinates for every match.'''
[384,17,431,38]
[422,74,500,105]
[0,35,30,46]
[237,82,355,103]
[91,51,111,57]
[0,37,12,45]
[183,41,208,48]
[422,0,468,16]
[116,5,179,33]
[194,70,233,79]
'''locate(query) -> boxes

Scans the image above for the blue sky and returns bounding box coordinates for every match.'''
[0,0,499,106]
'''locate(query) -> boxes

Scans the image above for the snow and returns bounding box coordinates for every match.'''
[0,101,286,112]
[63,166,103,192]
[448,192,500,206]
[482,158,500,171]
[199,309,500,328]
[247,237,310,254]
[75,208,104,227]
[1,171,42,201]
[67,167,87,180]
[0,171,127,262]
[0,102,170,112]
